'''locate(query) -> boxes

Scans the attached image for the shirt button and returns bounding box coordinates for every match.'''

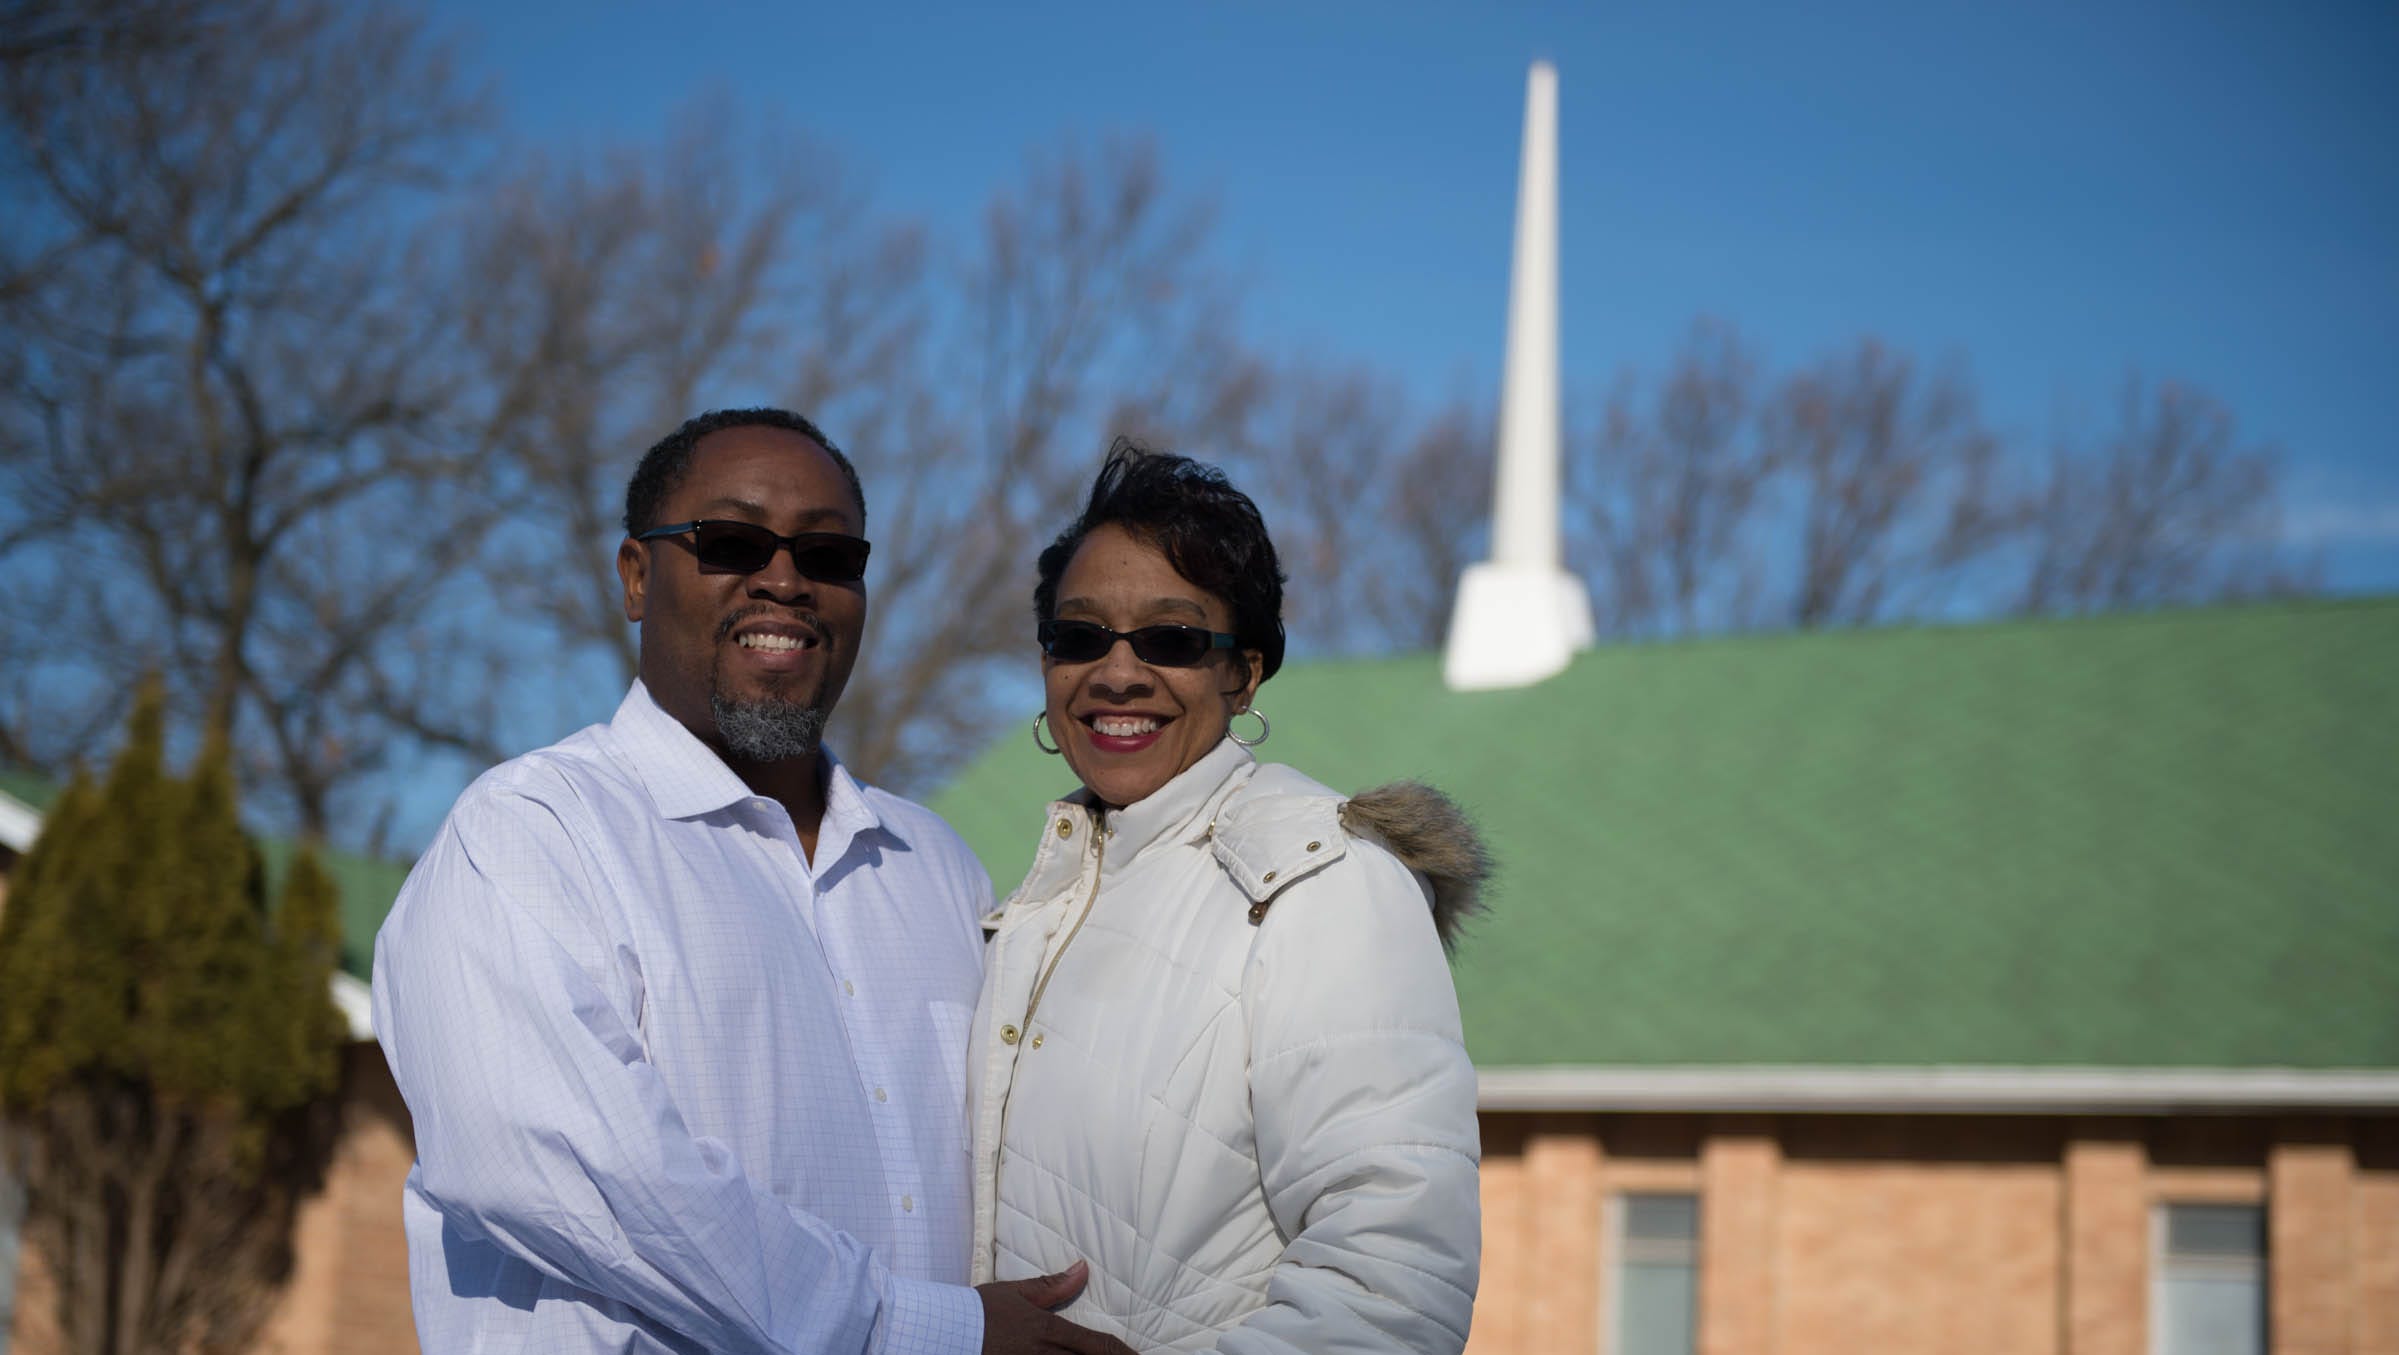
[874,1087,888,1102]
[901,1195,915,1213]
[843,980,856,996]
[1000,1024,1020,1045]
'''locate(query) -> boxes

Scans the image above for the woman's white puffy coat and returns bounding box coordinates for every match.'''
[967,738,1485,1354]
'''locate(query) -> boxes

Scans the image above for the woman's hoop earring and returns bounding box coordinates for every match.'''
[1031,711,1063,755]
[1229,707,1270,748]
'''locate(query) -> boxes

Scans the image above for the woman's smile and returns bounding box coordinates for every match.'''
[1084,711,1168,752]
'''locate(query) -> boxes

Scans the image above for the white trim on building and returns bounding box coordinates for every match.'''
[1475,1064,2399,1114]
[0,789,40,855]
[331,971,376,1043]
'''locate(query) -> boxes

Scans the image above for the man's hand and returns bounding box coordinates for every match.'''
[976,1260,1136,1355]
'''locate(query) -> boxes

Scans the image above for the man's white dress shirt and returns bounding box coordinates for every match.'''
[373,682,992,1354]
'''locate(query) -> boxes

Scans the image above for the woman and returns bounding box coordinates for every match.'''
[967,443,1487,1353]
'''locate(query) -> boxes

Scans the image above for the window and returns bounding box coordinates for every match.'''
[2153,1203,2266,1355]
[1610,1193,1699,1355]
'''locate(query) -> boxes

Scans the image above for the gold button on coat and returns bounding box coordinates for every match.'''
[1055,819,1073,837]
[1030,1032,1045,1048]
[1000,1024,1020,1045]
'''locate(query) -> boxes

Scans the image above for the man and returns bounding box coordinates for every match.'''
[374,409,1131,1355]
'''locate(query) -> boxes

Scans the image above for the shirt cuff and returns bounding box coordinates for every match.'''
[873,1275,984,1355]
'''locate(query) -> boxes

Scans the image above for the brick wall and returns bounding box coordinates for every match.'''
[1473,1109,2397,1355]
[257,1046,421,1355]
[1775,1119,2061,1354]
[2357,1119,2399,1355]
[2064,1123,2148,1355]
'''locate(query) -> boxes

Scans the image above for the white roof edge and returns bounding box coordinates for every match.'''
[0,789,41,854]
[1475,1065,2399,1114]
[331,971,376,1043]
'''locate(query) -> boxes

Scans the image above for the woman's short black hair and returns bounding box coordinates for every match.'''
[1035,438,1287,683]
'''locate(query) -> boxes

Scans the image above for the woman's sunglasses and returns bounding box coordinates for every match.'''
[1038,619,1238,667]
[634,520,871,583]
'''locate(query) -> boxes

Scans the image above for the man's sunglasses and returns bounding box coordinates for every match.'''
[1037,619,1238,668]
[634,520,871,583]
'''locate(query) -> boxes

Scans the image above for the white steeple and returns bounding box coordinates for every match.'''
[1443,60,1595,692]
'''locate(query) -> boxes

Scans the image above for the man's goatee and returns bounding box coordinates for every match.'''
[711,693,827,762]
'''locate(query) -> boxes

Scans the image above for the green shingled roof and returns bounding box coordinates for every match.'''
[932,599,2399,1072]
[0,768,56,811]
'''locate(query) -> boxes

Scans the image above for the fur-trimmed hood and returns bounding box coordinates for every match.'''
[1340,781,1492,951]
[1203,760,1492,956]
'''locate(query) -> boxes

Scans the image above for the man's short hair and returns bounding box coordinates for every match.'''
[623,408,866,537]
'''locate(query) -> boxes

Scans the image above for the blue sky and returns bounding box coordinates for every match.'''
[432,0,2398,586]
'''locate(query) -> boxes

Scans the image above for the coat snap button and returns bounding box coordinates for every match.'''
[1306,841,1321,852]
[1000,1024,1020,1044]
[1055,819,1073,838]
[1030,1032,1045,1049]
[1262,870,1277,883]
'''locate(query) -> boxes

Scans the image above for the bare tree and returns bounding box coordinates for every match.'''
[2020,376,2305,614]
[1221,363,1489,655]
[1369,402,1496,652]
[1761,338,2018,628]
[0,0,489,839]
[1226,362,1402,654]
[1560,326,2304,641]
[0,0,207,68]
[1576,320,1779,638]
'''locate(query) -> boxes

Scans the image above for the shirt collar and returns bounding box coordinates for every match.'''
[608,682,894,848]
[1081,735,1254,871]
[810,750,895,868]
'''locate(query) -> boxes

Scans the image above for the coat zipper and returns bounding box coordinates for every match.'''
[1021,826,1105,1031]
[990,813,1107,1265]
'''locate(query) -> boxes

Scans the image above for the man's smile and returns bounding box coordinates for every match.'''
[719,612,828,672]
